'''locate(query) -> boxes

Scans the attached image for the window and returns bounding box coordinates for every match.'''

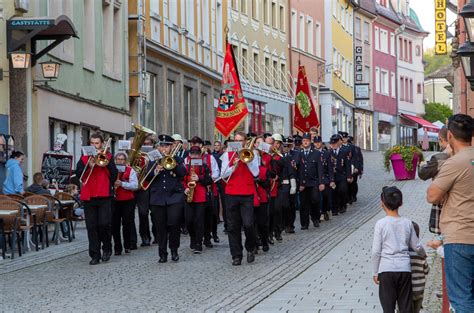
[143,73,156,130]
[48,0,74,62]
[186,0,194,35]
[167,80,175,133]
[315,23,322,57]
[364,65,370,84]
[409,79,413,102]
[242,48,248,77]
[291,11,297,47]
[400,77,404,101]
[253,52,259,82]
[375,67,380,93]
[280,63,286,90]
[405,78,409,101]
[380,28,388,53]
[202,0,210,43]
[299,14,305,51]
[417,83,422,94]
[363,21,370,43]
[333,48,338,71]
[307,18,314,54]
[103,2,113,74]
[381,70,389,95]
[391,72,396,98]
[265,56,270,86]
[201,93,208,136]
[333,0,337,17]
[183,87,192,138]
[355,17,361,40]
[374,27,379,50]
[263,0,269,24]
[241,0,247,14]
[348,12,352,35]
[83,0,95,70]
[279,5,285,31]
[217,2,223,53]
[273,60,278,88]
[390,33,395,56]
[408,41,413,63]
[112,5,122,77]
[251,0,258,19]
[404,39,408,61]
[271,2,277,28]
[399,37,403,59]
[231,0,238,10]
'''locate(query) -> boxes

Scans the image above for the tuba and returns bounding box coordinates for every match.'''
[186,166,197,203]
[128,124,156,183]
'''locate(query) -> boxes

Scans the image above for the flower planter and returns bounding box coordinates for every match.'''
[390,153,419,181]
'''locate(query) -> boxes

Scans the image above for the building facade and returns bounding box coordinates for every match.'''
[228,0,293,135]
[321,0,354,142]
[129,0,227,141]
[353,0,376,150]
[424,66,454,109]
[289,0,325,134]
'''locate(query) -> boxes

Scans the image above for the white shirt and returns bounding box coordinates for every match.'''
[120,168,139,191]
[221,151,259,179]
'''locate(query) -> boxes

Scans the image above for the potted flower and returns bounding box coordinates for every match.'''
[384,145,424,180]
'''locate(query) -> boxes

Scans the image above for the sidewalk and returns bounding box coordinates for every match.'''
[250,177,436,313]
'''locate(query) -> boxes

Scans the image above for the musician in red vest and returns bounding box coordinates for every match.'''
[76,133,118,265]
[221,131,259,266]
[183,146,212,254]
[112,152,138,256]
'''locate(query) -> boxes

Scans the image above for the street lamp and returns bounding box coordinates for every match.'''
[39,60,61,79]
[10,51,31,69]
[457,41,474,84]
[460,3,474,42]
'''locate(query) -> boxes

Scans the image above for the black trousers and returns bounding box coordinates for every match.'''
[216,181,227,229]
[136,190,152,242]
[150,203,182,258]
[299,186,320,227]
[334,179,348,213]
[378,272,413,313]
[348,175,359,201]
[112,199,135,252]
[285,193,298,230]
[268,197,276,235]
[275,184,290,233]
[226,194,255,259]
[254,202,269,246]
[185,202,205,247]
[320,186,332,214]
[204,193,218,241]
[84,198,112,260]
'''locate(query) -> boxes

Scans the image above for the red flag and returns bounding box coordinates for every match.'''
[293,65,319,132]
[215,43,249,138]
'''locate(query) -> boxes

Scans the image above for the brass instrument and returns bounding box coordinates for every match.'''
[186,166,197,203]
[223,137,256,183]
[139,142,182,190]
[128,124,156,184]
[80,138,112,185]
[271,146,283,158]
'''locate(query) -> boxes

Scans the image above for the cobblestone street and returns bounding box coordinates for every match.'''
[0,152,436,312]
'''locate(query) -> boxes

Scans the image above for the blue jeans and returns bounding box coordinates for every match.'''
[444,243,474,313]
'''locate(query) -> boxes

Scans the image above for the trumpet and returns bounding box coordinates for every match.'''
[80,138,112,185]
[223,137,256,183]
[139,142,182,190]
[186,166,197,203]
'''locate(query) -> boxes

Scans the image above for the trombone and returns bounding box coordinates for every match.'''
[139,142,182,190]
[222,137,256,184]
[80,138,112,185]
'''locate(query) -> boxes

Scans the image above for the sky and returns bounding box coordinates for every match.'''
[410,0,458,51]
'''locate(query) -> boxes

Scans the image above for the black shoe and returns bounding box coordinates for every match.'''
[101,251,111,262]
[288,228,295,234]
[141,238,151,247]
[353,197,357,202]
[301,226,308,230]
[213,235,220,243]
[275,233,283,241]
[193,246,203,254]
[253,247,259,255]
[313,220,320,228]
[89,259,100,265]
[247,251,255,263]
[268,236,274,245]
[130,244,138,250]
[114,251,121,256]
[332,211,338,216]
[223,228,229,234]
[152,238,158,244]
[190,242,196,250]
[181,228,189,235]
[124,249,131,254]
[256,237,262,247]
[171,251,179,262]
[158,256,167,263]
[262,245,269,252]
[324,212,330,221]
[232,257,242,266]
[204,240,213,248]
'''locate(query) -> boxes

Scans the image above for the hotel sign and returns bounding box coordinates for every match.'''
[435,0,447,55]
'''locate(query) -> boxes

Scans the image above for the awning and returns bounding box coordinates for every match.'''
[401,113,440,133]
[7,15,78,65]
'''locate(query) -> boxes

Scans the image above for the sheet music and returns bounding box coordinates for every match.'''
[118,140,131,150]
[82,146,97,156]
[147,150,163,161]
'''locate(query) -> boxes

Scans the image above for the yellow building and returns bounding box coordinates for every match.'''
[320,0,354,141]
[128,0,228,140]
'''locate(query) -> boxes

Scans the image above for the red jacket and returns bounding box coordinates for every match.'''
[79,153,113,201]
[256,165,269,204]
[183,160,209,203]
[225,152,256,196]
[115,166,135,201]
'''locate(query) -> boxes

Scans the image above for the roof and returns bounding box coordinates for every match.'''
[425,65,454,86]
[358,0,377,16]
[401,114,440,133]
[375,2,401,25]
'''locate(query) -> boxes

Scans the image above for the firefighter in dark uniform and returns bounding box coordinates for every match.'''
[280,136,299,233]
[330,134,352,215]
[348,136,363,203]
[313,136,335,221]
[146,134,186,263]
[297,132,324,229]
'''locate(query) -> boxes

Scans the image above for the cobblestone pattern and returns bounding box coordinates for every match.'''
[0,152,431,312]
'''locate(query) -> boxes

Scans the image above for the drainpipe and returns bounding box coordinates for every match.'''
[288,1,294,133]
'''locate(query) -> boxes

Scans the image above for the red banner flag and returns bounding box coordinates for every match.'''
[215,43,249,138]
[293,65,319,132]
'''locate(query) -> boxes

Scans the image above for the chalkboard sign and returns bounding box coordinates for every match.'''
[41,153,73,190]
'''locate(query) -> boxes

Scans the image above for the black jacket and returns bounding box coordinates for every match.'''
[147,156,186,206]
[317,148,335,185]
[298,148,323,187]
[331,148,352,182]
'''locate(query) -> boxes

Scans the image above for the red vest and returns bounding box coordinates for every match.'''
[256,165,269,204]
[225,152,256,196]
[115,166,135,201]
[183,160,207,203]
[80,154,112,201]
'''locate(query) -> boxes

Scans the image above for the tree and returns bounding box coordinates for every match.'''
[423,102,452,123]
[424,47,451,76]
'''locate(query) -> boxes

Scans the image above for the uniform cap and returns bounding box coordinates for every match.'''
[158,134,174,145]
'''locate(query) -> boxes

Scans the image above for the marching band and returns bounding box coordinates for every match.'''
[77,126,363,266]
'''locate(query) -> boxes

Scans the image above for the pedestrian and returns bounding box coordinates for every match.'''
[372,186,426,313]
[329,134,352,215]
[2,151,25,195]
[26,172,54,195]
[409,222,430,313]
[426,113,474,313]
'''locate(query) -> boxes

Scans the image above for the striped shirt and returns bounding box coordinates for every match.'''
[409,251,430,299]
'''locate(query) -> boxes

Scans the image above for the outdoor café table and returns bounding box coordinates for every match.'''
[0,210,19,216]
[24,204,48,251]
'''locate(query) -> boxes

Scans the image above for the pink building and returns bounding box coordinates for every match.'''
[289,0,325,133]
